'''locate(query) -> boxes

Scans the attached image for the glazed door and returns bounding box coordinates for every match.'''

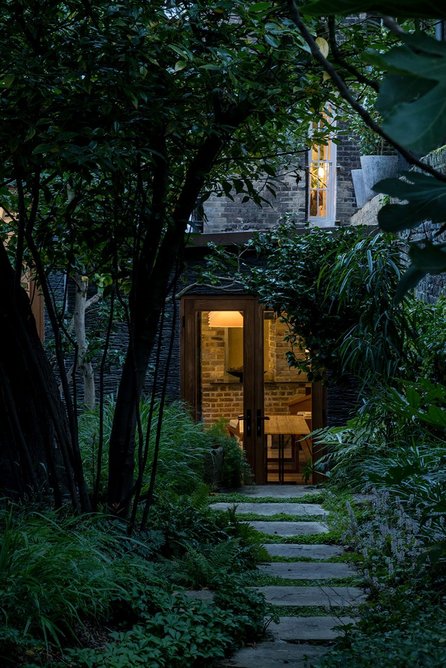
[181,295,266,483]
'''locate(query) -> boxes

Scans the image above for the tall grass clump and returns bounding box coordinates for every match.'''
[79,399,212,500]
[0,508,130,652]
[79,400,253,501]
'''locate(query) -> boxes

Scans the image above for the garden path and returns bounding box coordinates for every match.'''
[211,485,364,668]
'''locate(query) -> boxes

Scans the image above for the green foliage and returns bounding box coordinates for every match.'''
[321,232,414,382]
[237,225,410,382]
[0,508,152,652]
[299,2,446,293]
[377,172,446,233]
[319,492,446,667]
[67,599,232,667]
[315,377,446,497]
[0,0,317,280]
[370,32,446,291]
[67,581,266,668]
[206,421,253,489]
[0,0,327,509]
[0,498,267,666]
[373,33,446,155]
[409,297,446,383]
[79,399,211,500]
[319,604,446,668]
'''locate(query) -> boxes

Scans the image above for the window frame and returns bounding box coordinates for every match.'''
[307,117,337,226]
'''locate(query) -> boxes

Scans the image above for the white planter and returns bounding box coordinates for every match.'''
[360,155,399,202]
[351,169,368,208]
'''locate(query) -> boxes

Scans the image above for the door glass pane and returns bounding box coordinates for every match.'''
[199,311,244,444]
[264,313,312,483]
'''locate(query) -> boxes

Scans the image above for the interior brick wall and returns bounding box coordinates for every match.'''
[200,312,308,425]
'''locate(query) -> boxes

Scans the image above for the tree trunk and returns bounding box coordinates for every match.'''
[107,242,176,513]
[107,108,251,515]
[72,274,97,411]
[0,242,81,505]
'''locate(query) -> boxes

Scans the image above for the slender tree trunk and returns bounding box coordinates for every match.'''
[72,274,98,411]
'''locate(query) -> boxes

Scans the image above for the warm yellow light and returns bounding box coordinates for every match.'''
[208,311,243,328]
[317,165,326,178]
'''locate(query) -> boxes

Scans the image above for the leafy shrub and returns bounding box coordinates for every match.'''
[169,537,260,589]
[320,493,446,668]
[343,493,425,588]
[408,296,446,384]
[319,605,446,668]
[67,585,265,668]
[206,422,253,489]
[213,574,268,644]
[66,598,232,667]
[315,379,446,498]
[149,496,265,566]
[0,500,267,667]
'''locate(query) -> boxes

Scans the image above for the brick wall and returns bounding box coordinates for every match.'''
[203,169,307,233]
[203,132,360,233]
[335,127,362,224]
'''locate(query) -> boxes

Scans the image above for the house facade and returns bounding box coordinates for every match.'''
[162,127,364,484]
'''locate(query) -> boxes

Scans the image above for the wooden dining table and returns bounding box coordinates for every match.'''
[229,415,310,483]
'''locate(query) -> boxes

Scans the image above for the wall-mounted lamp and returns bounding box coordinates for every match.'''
[208,311,243,328]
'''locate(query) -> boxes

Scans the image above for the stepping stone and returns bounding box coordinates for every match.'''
[210,502,328,516]
[184,590,214,602]
[258,561,355,580]
[224,642,328,667]
[241,485,319,499]
[256,585,366,607]
[270,615,356,641]
[249,521,328,536]
[265,543,344,560]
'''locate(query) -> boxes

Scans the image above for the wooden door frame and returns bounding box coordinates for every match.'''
[181,294,327,485]
[181,294,266,483]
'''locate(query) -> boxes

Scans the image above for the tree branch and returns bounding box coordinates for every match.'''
[287,0,446,183]
[328,17,380,92]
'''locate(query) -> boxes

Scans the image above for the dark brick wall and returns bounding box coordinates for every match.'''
[203,168,307,232]
[335,127,362,224]
[203,131,361,232]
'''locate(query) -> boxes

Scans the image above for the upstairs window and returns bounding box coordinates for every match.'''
[308,119,337,226]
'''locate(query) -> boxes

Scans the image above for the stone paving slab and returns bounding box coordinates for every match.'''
[270,615,356,641]
[249,521,328,536]
[265,543,344,560]
[184,590,214,602]
[224,642,328,667]
[256,585,366,607]
[241,485,319,498]
[258,561,356,580]
[210,502,328,516]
